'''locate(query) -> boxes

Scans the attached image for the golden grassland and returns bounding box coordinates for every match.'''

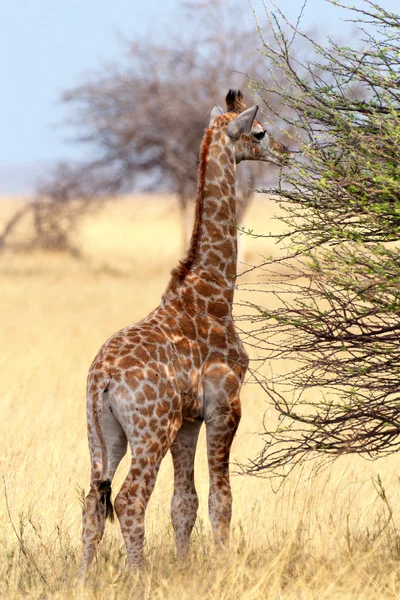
[1,195,400,599]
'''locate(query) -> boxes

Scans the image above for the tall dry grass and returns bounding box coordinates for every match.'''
[1,195,400,599]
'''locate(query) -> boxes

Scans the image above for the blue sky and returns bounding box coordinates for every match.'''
[0,0,398,192]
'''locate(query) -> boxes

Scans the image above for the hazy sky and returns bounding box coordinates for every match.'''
[0,0,398,192]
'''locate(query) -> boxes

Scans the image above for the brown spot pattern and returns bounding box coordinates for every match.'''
[78,87,288,577]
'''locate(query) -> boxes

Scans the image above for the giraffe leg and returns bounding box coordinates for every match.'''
[170,419,202,560]
[78,403,127,579]
[113,404,181,570]
[205,401,241,551]
[114,449,168,570]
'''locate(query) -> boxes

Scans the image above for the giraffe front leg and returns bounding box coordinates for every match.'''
[170,418,202,560]
[205,400,241,550]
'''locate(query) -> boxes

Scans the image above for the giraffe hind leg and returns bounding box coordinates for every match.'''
[114,437,170,570]
[78,397,127,579]
[113,392,182,570]
[170,418,202,560]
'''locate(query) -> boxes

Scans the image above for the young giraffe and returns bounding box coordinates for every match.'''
[78,89,291,576]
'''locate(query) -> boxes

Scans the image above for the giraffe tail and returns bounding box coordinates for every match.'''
[98,479,114,522]
[89,381,115,522]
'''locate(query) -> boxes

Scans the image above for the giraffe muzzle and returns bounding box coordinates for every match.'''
[262,134,294,166]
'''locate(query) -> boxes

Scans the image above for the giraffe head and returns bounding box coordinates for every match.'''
[209,88,293,166]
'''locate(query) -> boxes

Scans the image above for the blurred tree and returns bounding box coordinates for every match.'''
[0,0,290,254]
[239,0,400,476]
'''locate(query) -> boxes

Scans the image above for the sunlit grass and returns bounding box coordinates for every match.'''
[1,195,400,598]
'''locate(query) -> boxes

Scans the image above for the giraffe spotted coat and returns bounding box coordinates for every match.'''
[78,89,291,575]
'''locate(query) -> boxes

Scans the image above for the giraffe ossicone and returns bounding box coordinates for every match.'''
[78,89,291,576]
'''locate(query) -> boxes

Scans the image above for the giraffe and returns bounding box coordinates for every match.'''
[179,89,279,251]
[78,89,291,576]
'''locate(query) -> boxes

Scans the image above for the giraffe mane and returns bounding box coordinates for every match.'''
[168,126,214,289]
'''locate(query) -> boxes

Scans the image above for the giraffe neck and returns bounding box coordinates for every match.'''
[167,126,238,312]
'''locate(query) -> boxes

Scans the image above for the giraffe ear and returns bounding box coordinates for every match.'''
[209,105,224,127]
[227,105,259,141]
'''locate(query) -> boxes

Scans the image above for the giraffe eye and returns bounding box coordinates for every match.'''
[254,131,265,141]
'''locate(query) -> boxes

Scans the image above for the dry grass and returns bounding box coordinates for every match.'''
[1,195,400,599]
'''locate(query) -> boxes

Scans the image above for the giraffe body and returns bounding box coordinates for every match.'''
[79,90,291,575]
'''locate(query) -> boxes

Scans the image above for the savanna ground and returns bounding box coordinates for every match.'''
[1,195,400,599]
